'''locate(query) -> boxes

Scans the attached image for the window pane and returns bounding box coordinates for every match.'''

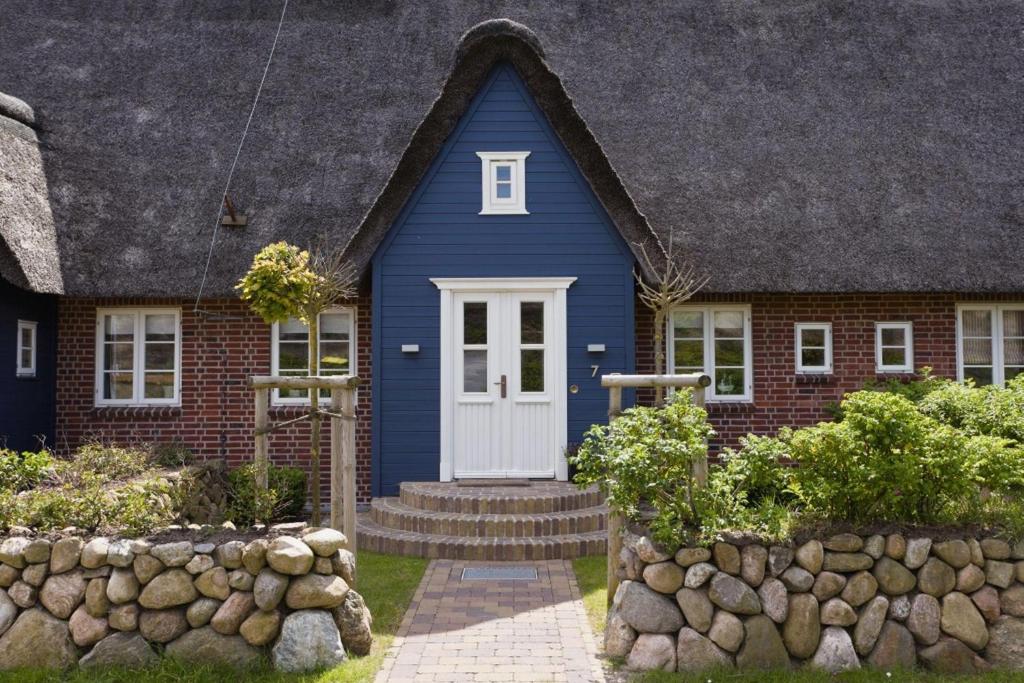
[279,318,307,341]
[801,348,826,368]
[279,387,307,399]
[521,302,544,344]
[104,314,134,342]
[495,165,511,182]
[881,327,905,346]
[963,338,993,365]
[104,343,134,371]
[675,339,703,368]
[144,343,174,370]
[278,342,308,371]
[1005,338,1024,366]
[463,350,487,393]
[1004,310,1024,337]
[144,373,174,399]
[144,314,175,341]
[495,183,512,199]
[800,328,825,347]
[464,303,487,345]
[104,372,133,399]
[319,341,349,371]
[714,311,743,338]
[521,349,544,392]
[964,366,993,386]
[19,348,32,368]
[20,327,32,348]
[320,313,350,341]
[715,339,744,366]
[715,368,744,396]
[882,348,906,366]
[962,310,992,337]
[674,311,703,338]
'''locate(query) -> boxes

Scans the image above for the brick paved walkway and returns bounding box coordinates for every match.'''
[376,560,605,682]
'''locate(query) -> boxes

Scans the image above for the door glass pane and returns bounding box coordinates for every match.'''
[882,348,907,366]
[521,350,544,392]
[521,302,544,344]
[800,328,825,347]
[964,366,993,386]
[144,373,174,399]
[715,368,744,396]
[673,311,703,338]
[962,310,992,337]
[464,303,487,344]
[463,350,487,393]
[714,311,744,338]
[963,339,993,365]
[881,327,905,346]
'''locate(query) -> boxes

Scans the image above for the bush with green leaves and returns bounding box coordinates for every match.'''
[0,448,53,491]
[917,375,1024,445]
[226,463,307,526]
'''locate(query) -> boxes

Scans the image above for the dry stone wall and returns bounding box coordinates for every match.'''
[0,525,372,672]
[610,531,1024,673]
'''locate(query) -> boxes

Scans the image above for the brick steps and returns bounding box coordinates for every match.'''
[357,481,608,559]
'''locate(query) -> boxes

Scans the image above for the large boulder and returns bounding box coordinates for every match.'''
[133,555,164,585]
[907,593,941,645]
[767,546,794,577]
[165,626,262,669]
[888,594,911,622]
[986,616,1024,670]
[0,609,78,670]
[674,588,713,632]
[823,533,863,552]
[986,560,1015,589]
[273,609,347,673]
[50,538,83,574]
[737,615,789,669]
[186,598,222,628]
[810,626,860,672]
[79,632,159,669]
[334,589,373,656]
[780,566,814,593]
[972,585,1001,623]
[255,568,289,610]
[69,604,109,647]
[940,591,988,650]
[106,567,140,604]
[708,573,761,615]
[242,539,269,575]
[194,567,230,600]
[626,633,676,672]
[285,573,350,610]
[676,627,732,671]
[643,562,684,594]
[904,538,932,569]
[604,610,637,658]
[820,598,857,627]
[708,610,744,653]
[108,603,139,631]
[841,570,878,607]
[1001,584,1024,617]
[138,569,197,609]
[0,538,31,569]
[873,557,917,595]
[853,595,889,655]
[684,562,717,589]
[867,621,917,670]
[39,569,86,619]
[884,534,907,560]
[616,581,684,633]
[85,578,109,618]
[149,542,194,568]
[675,547,711,567]
[211,591,256,635]
[757,577,788,623]
[795,540,824,574]
[139,608,188,643]
[918,558,956,597]
[302,529,348,557]
[956,564,986,593]
[919,637,990,674]
[239,609,281,647]
[213,541,245,569]
[740,545,767,587]
[712,542,741,575]
[0,593,15,638]
[267,537,315,576]
[933,540,971,569]
[812,572,846,602]
[782,593,820,659]
[823,552,873,573]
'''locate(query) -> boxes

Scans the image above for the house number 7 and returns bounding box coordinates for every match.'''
[591,365,600,378]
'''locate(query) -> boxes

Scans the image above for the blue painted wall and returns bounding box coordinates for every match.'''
[372,64,635,496]
[0,278,56,451]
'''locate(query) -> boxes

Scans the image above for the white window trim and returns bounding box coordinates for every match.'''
[476,151,530,215]
[667,304,753,403]
[956,303,1024,387]
[16,320,37,378]
[94,308,182,407]
[794,322,833,374]
[875,321,914,373]
[270,306,357,406]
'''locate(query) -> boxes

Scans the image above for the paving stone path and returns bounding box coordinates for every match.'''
[376,559,605,682]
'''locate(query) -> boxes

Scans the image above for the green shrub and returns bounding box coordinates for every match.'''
[227,463,307,526]
[151,441,195,468]
[917,375,1024,445]
[0,449,52,491]
[59,442,150,483]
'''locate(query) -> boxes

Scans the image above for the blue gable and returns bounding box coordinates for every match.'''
[371,63,636,496]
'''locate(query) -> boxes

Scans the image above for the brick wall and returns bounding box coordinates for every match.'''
[634,293,1007,451]
[55,297,373,504]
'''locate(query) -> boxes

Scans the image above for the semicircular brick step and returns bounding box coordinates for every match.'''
[357,481,608,559]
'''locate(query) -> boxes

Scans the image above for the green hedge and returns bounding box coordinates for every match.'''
[226,463,307,526]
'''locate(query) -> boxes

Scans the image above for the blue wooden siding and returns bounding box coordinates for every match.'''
[0,278,56,451]
[372,64,635,496]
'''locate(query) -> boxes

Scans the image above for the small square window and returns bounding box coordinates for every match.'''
[16,320,36,378]
[476,151,530,215]
[795,323,832,374]
[876,322,914,373]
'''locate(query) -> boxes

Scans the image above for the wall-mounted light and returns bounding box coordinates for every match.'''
[587,344,606,353]
[401,344,420,353]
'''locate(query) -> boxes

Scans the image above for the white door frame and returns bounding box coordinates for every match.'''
[431,277,576,482]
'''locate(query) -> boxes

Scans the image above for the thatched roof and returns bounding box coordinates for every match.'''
[0,92,62,294]
[0,1,1021,297]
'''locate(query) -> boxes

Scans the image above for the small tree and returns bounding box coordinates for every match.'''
[635,232,709,405]
[237,240,357,525]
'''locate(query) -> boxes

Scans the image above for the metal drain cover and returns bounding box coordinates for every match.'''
[461,566,538,581]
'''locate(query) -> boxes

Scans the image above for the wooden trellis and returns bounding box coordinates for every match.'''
[251,375,360,551]
[601,372,711,604]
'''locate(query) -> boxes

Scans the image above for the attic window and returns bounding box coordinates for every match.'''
[476,151,530,215]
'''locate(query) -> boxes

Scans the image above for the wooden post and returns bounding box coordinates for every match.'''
[692,384,708,488]
[254,387,270,523]
[606,379,624,607]
[341,387,357,552]
[330,388,343,533]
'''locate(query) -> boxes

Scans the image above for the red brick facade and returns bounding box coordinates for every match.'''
[55,297,373,504]
[635,293,1007,451]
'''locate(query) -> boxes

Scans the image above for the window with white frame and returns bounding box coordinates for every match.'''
[957,304,1024,387]
[476,151,529,215]
[271,308,356,404]
[95,309,180,405]
[16,320,36,378]
[795,323,833,374]
[876,322,914,373]
[669,305,752,401]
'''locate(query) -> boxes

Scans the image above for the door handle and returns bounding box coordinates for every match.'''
[493,374,507,398]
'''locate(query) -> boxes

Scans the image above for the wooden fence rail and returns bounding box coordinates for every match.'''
[251,375,360,552]
[600,372,711,605]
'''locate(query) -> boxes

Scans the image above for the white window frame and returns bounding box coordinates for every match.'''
[875,321,914,373]
[794,322,833,374]
[270,306,357,406]
[94,308,182,406]
[667,304,753,402]
[476,151,530,215]
[16,320,36,378]
[956,303,1024,387]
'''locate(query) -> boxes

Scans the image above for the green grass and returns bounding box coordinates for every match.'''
[636,670,1024,683]
[572,555,608,636]
[0,550,428,683]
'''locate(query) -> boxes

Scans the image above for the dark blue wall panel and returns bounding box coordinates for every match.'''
[0,278,56,451]
[372,64,635,496]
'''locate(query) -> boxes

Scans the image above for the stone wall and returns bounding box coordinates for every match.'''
[0,526,372,672]
[610,530,1024,673]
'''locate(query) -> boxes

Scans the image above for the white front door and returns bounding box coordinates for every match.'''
[433,278,574,481]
